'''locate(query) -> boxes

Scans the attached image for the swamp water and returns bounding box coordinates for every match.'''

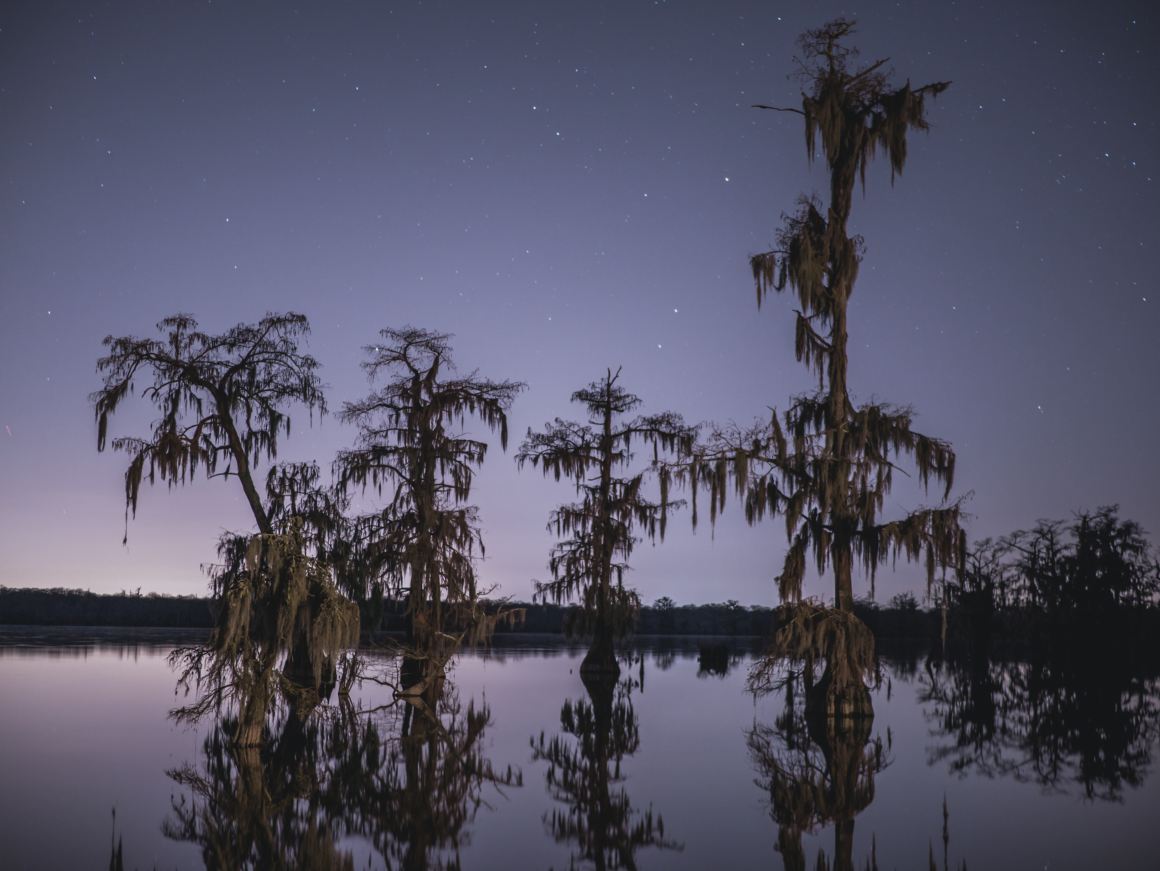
[0,628,1157,870]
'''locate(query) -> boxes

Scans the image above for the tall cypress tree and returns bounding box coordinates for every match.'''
[682,20,965,720]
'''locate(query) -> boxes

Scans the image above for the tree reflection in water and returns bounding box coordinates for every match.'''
[165,714,355,870]
[531,667,681,870]
[920,654,1160,801]
[747,670,889,871]
[164,674,520,870]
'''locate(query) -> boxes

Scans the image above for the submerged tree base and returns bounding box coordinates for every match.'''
[751,602,877,727]
[807,664,875,729]
[234,712,266,749]
[399,652,448,700]
[580,637,621,683]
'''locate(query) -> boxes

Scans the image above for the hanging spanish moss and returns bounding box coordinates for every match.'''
[92,313,326,544]
[530,672,682,867]
[171,527,359,746]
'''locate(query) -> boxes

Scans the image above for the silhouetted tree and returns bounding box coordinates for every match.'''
[108,808,124,871]
[680,19,963,721]
[1005,519,1069,614]
[696,642,738,678]
[336,327,524,684]
[1055,506,1157,611]
[94,313,322,540]
[92,313,357,744]
[517,368,695,679]
[946,507,1160,636]
[174,527,359,742]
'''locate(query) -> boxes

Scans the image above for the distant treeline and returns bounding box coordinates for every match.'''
[0,585,1022,648]
[0,587,215,628]
[0,587,883,638]
[0,587,782,637]
[5,562,1157,648]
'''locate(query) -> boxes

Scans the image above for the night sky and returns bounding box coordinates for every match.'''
[1,1,1156,607]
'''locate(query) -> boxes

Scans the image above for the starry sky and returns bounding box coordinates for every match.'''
[1,0,1156,606]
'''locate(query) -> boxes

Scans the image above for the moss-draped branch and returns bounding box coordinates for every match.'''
[92,312,325,540]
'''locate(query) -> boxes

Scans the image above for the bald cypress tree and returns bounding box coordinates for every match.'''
[679,20,964,721]
[92,313,358,744]
[517,368,695,680]
[336,327,524,686]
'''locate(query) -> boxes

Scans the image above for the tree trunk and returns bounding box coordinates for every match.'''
[813,705,873,871]
[832,817,855,871]
[215,389,331,703]
[580,625,619,682]
[235,688,268,747]
[813,546,873,723]
[587,676,615,871]
[833,544,854,613]
[213,391,272,536]
[807,660,873,725]
[777,827,807,871]
[399,652,446,702]
[584,377,620,683]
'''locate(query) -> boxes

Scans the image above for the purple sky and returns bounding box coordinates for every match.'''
[1,1,1156,606]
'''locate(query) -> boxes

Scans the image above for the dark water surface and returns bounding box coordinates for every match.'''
[0,628,1157,870]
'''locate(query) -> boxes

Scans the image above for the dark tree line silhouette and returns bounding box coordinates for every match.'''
[946,506,1159,639]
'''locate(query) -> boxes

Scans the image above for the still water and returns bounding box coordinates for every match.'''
[0,628,1157,870]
